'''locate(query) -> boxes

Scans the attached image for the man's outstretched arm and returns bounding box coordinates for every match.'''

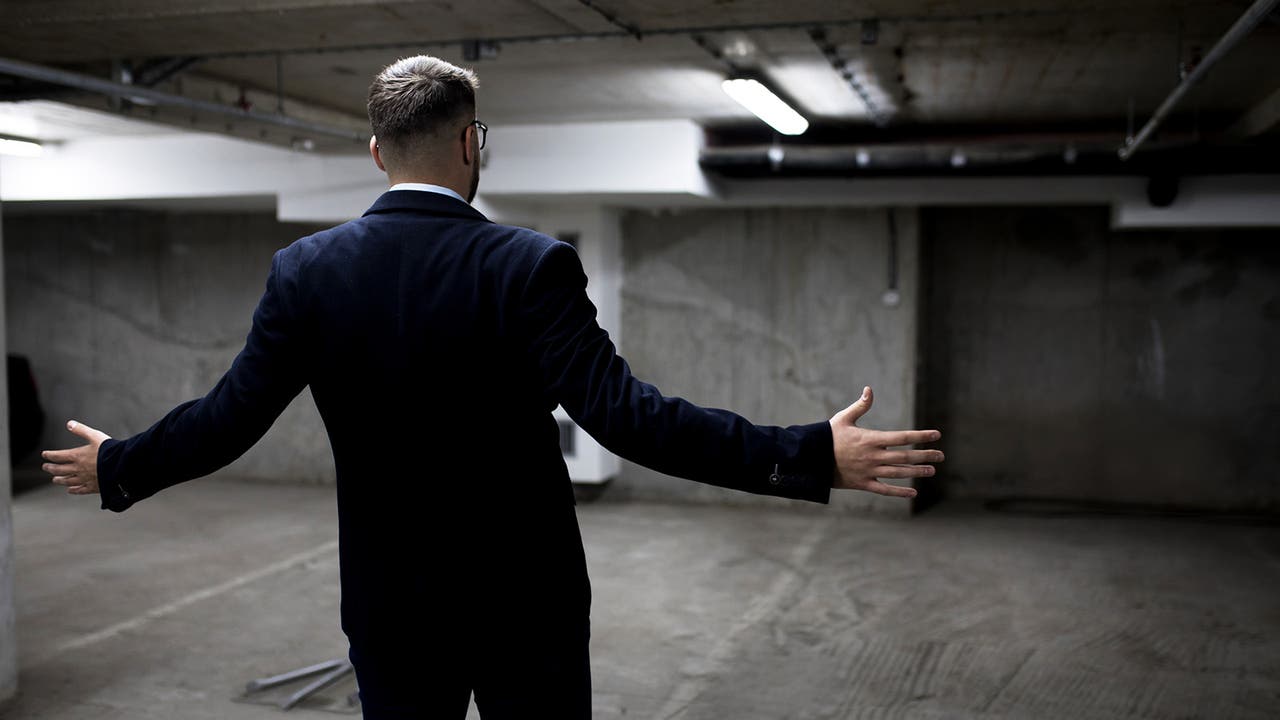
[518,241,942,502]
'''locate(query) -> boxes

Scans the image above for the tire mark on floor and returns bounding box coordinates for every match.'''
[652,516,834,720]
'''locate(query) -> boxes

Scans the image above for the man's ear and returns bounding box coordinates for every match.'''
[461,125,477,166]
[369,135,387,172]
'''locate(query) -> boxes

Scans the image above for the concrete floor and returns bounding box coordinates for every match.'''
[5,477,1279,719]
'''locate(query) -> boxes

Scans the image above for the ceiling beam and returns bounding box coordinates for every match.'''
[808,27,890,127]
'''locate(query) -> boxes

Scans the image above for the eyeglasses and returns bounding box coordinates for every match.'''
[469,119,487,150]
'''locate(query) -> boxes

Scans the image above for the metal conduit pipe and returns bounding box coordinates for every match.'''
[0,56,366,144]
[1118,0,1280,160]
[700,144,1047,172]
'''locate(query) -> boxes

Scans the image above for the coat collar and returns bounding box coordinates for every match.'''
[363,189,492,223]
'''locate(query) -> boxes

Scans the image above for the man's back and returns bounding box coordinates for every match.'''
[290,190,589,645]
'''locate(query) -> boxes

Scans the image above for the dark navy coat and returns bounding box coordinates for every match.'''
[96,189,833,650]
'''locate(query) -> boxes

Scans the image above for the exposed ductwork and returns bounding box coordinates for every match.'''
[698,125,1273,178]
[0,55,366,145]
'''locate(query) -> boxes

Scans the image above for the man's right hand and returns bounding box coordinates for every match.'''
[829,386,943,498]
[42,420,111,496]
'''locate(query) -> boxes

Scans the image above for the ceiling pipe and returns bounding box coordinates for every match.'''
[1118,0,1279,160]
[700,144,1050,172]
[699,128,1210,174]
[0,55,366,144]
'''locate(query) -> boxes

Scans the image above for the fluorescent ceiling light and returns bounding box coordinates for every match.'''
[721,78,809,136]
[0,137,43,158]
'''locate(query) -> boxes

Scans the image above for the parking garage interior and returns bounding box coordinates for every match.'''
[1,2,1278,718]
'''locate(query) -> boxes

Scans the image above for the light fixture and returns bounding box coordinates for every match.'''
[949,148,967,168]
[855,148,871,167]
[721,78,809,136]
[767,143,784,171]
[0,136,43,158]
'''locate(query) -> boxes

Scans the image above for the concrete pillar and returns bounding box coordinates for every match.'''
[0,162,17,704]
[499,203,625,485]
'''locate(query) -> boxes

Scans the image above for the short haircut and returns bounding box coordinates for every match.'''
[367,55,479,160]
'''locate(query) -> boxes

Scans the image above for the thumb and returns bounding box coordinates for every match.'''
[836,386,874,425]
[67,420,110,445]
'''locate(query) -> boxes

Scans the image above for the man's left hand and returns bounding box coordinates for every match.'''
[42,420,111,496]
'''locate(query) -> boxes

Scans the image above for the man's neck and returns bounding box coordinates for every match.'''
[388,181,468,205]
[387,175,466,198]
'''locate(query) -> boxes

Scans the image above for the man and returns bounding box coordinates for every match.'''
[42,55,943,719]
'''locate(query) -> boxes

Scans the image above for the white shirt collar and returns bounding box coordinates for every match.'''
[388,182,468,205]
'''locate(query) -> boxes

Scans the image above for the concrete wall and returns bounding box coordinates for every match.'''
[920,206,1280,510]
[4,204,924,515]
[0,192,18,706]
[612,207,920,513]
[3,209,333,485]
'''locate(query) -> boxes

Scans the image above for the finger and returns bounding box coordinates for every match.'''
[863,480,918,498]
[835,386,874,425]
[68,484,98,495]
[876,449,945,465]
[42,449,77,463]
[50,475,80,486]
[66,420,110,445]
[872,465,936,479]
[43,462,78,477]
[875,429,942,447]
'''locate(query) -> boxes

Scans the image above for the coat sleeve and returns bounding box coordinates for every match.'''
[96,249,308,512]
[519,241,832,504]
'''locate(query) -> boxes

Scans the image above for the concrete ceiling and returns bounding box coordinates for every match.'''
[1,1,1277,163]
